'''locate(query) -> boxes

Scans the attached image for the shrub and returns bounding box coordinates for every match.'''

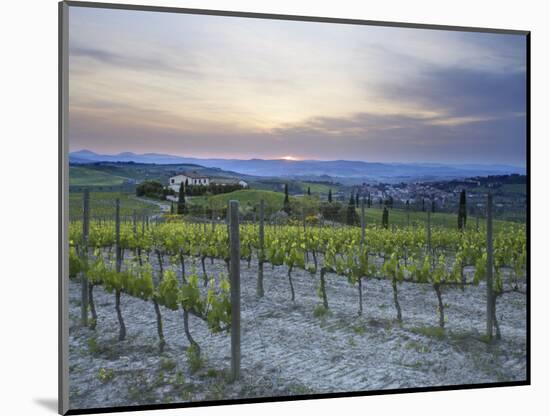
[136,180,166,199]
[97,367,115,383]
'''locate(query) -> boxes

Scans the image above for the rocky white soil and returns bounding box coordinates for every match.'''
[68,255,527,410]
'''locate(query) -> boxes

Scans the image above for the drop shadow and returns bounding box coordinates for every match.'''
[34,398,58,413]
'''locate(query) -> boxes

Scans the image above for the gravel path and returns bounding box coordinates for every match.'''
[130,196,171,214]
[68,255,527,410]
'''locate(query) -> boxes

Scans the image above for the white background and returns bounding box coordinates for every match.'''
[1,0,548,415]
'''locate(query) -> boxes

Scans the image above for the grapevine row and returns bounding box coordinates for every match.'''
[70,216,526,340]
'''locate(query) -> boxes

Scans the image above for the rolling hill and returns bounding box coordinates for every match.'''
[69,166,127,187]
[70,150,525,183]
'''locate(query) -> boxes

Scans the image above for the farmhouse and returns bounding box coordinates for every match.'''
[168,171,209,192]
[169,171,248,192]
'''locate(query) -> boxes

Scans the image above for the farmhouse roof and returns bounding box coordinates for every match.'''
[174,171,209,179]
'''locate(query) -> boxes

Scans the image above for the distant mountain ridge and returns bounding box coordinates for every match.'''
[69,150,526,182]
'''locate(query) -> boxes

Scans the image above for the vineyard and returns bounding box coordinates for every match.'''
[67,193,527,408]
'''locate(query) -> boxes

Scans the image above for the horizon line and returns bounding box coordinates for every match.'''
[70,148,527,169]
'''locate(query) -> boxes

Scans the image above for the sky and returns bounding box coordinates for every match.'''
[68,6,527,166]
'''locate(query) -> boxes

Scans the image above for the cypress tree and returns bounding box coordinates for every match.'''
[431,199,436,213]
[307,186,311,196]
[458,190,467,230]
[328,189,333,203]
[382,206,389,229]
[170,202,174,215]
[177,182,187,215]
[367,193,371,208]
[346,194,359,225]
[355,193,360,207]
[422,198,425,212]
[406,199,410,210]
[283,183,291,214]
[184,178,190,196]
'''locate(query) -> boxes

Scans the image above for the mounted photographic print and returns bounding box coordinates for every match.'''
[59,1,530,414]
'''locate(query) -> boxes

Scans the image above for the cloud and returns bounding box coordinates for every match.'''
[377,67,526,119]
[69,45,198,76]
[268,109,526,165]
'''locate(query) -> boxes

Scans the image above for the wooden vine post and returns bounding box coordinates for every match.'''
[154,250,166,352]
[115,199,126,341]
[427,210,445,327]
[81,190,90,326]
[360,198,366,245]
[229,200,241,381]
[486,193,494,339]
[302,207,308,264]
[358,198,366,315]
[257,199,265,298]
[226,200,231,237]
[426,210,432,255]
[211,203,215,231]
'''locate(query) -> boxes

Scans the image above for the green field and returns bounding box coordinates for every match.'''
[69,191,162,219]
[297,181,333,194]
[69,166,128,187]
[190,189,288,210]
[189,189,331,213]
[245,178,342,195]
[359,206,513,232]
[187,189,517,232]
[69,185,522,233]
